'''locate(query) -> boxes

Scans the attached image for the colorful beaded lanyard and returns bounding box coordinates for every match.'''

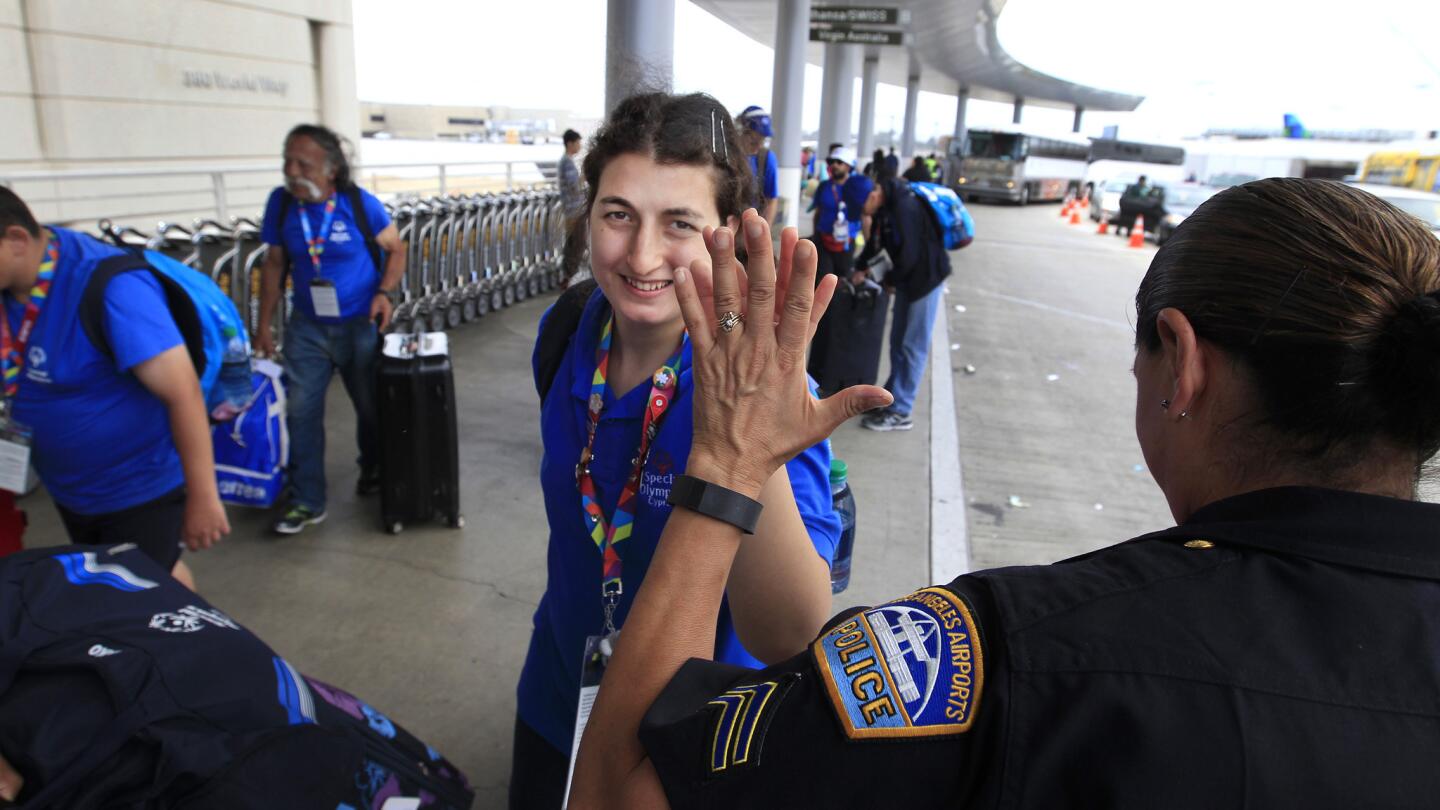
[575,314,685,635]
[297,194,338,276]
[1,237,57,399]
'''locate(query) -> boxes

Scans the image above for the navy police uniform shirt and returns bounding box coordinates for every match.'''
[5,227,184,515]
[639,487,1440,808]
[519,288,842,755]
[260,186,391,323]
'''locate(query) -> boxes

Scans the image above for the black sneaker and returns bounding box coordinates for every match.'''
[862,410,914,432]
[273,504,327,535]
[356,466,382,496]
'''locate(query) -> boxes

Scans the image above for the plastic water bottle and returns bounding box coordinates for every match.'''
[212,325,253,421]
[830,458,857,594]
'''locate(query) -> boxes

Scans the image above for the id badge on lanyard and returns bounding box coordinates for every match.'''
[0,414,31,495]
[562,631,615,804]
[310,278,342,319]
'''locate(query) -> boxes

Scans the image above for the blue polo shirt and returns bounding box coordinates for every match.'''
[260,186,391,323]
[5,228,185,515]
[749,150,780,203]
[519,289,842,754]
[812,174,872,247]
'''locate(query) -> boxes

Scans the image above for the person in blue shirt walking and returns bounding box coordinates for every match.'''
[736,106,780,226]
[256,124,408,535]
[0,188,229,586]
[510,92,841,809]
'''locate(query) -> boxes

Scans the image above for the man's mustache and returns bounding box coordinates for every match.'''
[287,178,324,200]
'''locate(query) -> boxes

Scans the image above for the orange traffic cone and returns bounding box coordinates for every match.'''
[1129,215,1146,248]
[1060,202,1071,218]
[1097,218,1109,235]
[1069,208,1082,225]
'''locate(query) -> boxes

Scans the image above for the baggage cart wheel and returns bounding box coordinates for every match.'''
[477,293,491,316]
[462,297,478,322]
[492,290,505,311]
[428,309,446,333]
[388,521,403,535]
[446,303,462,329]
[392,317,411,335]
[503,285,516,307]
[450,515,465,529]
[516,278,529,302]
[528,276,541,297]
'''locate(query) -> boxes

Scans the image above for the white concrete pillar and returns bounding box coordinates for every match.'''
[316,22,361,152]
[1073,105,1084,133]
[770,0,810,231]
[605,0,675,115]
[900,65,921,159]
[953,84,969,141]
[856,52,880,165]
[1012,97,1024,125]
[818,42,859,157]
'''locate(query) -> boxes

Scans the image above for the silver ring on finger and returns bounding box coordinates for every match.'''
[718,311,744,333]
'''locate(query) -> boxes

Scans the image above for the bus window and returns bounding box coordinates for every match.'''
[967,132,1023,161]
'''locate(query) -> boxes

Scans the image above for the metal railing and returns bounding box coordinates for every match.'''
[0,160,559,226]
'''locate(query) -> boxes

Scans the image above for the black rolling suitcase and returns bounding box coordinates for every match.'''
[377,331,463,534]
[808,279,890,397]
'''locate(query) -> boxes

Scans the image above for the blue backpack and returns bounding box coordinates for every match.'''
[213,359,288,508]
[0,544,475,808]
[83,248,251,417]
[910,182,976,250]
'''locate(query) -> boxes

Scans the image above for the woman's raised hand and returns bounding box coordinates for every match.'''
[675,209,893,498]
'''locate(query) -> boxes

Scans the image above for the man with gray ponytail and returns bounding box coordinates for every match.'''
[256,124,407,535]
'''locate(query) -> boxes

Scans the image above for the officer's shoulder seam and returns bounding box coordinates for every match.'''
[988,545,1240,637]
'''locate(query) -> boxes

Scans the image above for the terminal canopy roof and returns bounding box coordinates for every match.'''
[692,0,1144,112]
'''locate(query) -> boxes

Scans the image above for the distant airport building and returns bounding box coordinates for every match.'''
[1,0,360,224]
[360,103,591,144]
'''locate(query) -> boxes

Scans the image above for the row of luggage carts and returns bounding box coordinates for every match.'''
[96,187,567,346]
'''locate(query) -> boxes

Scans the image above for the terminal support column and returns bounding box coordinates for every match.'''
[818,42,859,157]
[1012,96,1024,125]
[771,0,810,231]
[953,84,969,142]
[1073,105,1084,133]
[316,22,361,152]
[856,51,880,164]
[900,57,921,160]
[605,0,675,115]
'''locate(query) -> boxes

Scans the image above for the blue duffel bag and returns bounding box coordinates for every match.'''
[213,358,288,508]
[0,544,475,809]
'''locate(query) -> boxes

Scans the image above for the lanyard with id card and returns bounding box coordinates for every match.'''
[0,236,55,494]
[561,315,684,805]
[298,194,343,318]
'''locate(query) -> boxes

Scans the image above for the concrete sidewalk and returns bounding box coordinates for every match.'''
[18,288,934,804]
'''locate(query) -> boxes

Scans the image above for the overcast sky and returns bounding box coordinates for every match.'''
[353,0,1440,144]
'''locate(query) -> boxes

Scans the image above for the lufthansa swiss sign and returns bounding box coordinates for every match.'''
[812,587,983,739]
[810,5,910,25]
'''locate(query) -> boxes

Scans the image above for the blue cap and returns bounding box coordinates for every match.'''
[738,105,774,137]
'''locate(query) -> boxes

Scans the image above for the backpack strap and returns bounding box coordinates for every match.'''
[535,278,599,402]
[346,184,385,275]
[84,252,207,378]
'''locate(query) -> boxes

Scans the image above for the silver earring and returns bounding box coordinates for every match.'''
[1160,399,1170,410]
[1179,410,1189,419]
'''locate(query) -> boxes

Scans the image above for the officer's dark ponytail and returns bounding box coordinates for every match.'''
[1135,177,1440,471]
[284,124,354,191]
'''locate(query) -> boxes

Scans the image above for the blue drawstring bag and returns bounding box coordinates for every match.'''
[911,181,976,249]
[213,359,288,508]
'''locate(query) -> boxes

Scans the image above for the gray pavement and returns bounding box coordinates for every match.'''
[942,202,1175,570]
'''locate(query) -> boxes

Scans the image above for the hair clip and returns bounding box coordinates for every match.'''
[710,109,729,161]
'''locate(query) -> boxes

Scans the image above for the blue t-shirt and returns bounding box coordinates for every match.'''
[519,290,841,753]
[749,150,780,203]
[260,186,392,323]
[811,175,872,247]
[6,228,185,515]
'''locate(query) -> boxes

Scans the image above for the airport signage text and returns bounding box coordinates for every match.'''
[809,27,909,46]
[810,6,910,26]
[182,69,289,97]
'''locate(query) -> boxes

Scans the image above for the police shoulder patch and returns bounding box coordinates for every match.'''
[812,587,983,740]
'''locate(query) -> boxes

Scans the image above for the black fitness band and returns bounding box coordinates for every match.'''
[667,474,764,535]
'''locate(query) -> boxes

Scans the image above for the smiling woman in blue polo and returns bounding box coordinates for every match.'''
[510,92,841,809]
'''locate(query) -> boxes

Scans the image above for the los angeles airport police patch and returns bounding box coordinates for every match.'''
[812,587,983,739]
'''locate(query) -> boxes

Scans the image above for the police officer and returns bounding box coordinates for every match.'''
[567,181,1440,808]
[256,124,407,535]
[0,188,227,588]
